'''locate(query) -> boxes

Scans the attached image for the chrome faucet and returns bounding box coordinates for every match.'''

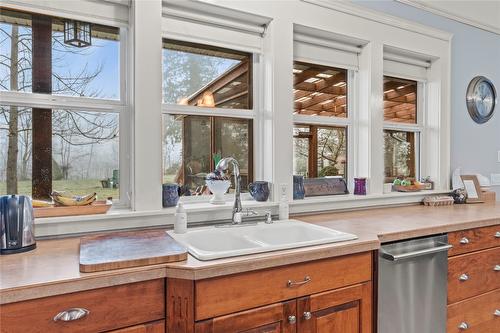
[216,157,242,223]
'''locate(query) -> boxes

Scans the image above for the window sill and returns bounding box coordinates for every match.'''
[35,190,447,237]
[290,190,447,214]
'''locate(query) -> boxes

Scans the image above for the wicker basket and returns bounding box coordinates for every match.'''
[422,196,454,206]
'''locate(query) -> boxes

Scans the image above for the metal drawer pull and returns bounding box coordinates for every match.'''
[303,311,312,320]
[494,309,500,317]
[459,273,469,281]
[287,276,311,287]
[381,243,453,261]
[458,322,469,330]
[494,265,500,271]
[495,231,500,238]
[459,237,470,244]
[288,315,297,324]
[53,308,90,322]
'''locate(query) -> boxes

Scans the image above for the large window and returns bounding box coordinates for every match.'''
[162,40,253,196]
[383,76,419,182]
[0,9,123,201]
[292,61,350,196]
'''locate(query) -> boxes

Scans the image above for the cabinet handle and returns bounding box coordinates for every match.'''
[459,237,470,244]
[287,276,311,287]
[459,273,469,281]
[53,308,90,322]
[494,309,500,317]
[288,315,297,324]
[494,265,500,272]
[495,231,500,238]
[303,311,312,320]
[458,322,469,330]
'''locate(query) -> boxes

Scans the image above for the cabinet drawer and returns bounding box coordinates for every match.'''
[448,247,500,304]
[448,225,500,256]
[0,279,165,333]
[109,320,165,333]
[195,252,372,321]
[447,289,500,333]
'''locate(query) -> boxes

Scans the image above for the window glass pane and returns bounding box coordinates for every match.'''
[0,10,32,93]
[0,10,120,99]
[214,118,251,189]
[293,125,347,179]
[162,114,252,196]
[317,127,347,178]
[383,76,417,123]
[163,40,252,109]
[52,20,120,100]
[293,126,309,177]
[293,61,347,118]
[384,130,416,182]
[0,106,119,200]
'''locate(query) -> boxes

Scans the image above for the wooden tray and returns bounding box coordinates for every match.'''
[34,200,112,218]
[80,230,187,272]
[393,185,423,192]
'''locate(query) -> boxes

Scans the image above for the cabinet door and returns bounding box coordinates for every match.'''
[195,300,296,333]
[297,282,372,333]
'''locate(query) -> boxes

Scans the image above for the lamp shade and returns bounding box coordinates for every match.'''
[64,20,92,47]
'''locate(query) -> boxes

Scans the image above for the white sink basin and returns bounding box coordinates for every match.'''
[167,219,357,260]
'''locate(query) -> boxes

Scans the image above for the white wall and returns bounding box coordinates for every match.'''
[355,0,500,199]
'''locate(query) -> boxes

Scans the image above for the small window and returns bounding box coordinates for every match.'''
[0,106,120,199]
[383,77,417,124]
[293,125,347,179]
[0,10,121,99]
[162,40,252,109]
[294,62,347,118]
[163,115,252,195]
[383,76,419,183]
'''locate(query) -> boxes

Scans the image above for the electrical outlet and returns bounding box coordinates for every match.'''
[491,174,500,186]
[280,183,288,197]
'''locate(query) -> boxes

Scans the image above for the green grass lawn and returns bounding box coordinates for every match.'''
[0,179,119,200]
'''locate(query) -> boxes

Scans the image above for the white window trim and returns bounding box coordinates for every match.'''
[0,18,131,208]
[160,42,263,204]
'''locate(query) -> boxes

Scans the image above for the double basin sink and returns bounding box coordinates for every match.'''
[167,219,357,260]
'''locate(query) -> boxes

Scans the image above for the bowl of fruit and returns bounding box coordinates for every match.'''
[392,178,424,192]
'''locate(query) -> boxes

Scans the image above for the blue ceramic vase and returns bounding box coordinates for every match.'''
[162,183,180,207]
[248,181,270,202]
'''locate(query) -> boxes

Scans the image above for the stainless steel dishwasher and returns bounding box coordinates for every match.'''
[378,234,452,333]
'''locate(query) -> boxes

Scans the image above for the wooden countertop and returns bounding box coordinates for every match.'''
[1,203,499,304]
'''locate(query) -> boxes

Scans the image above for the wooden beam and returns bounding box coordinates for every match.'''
[32,14,52,200]
[293,68,322,85]
[188,61,249,105]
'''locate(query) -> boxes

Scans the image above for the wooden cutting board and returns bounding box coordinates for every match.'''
[79,230,187,273]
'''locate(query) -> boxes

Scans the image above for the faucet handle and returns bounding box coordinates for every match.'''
[244,209,258,216]
[233,212,242,223]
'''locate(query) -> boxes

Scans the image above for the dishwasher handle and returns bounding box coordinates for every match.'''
[381,243,453,261]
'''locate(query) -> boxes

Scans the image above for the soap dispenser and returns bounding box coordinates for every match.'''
[174,202,187,234]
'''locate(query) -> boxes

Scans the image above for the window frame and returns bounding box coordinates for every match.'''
[382,77,425,183]
[160,39,261,203]
[0,14,130,207]
[292,58,356,194]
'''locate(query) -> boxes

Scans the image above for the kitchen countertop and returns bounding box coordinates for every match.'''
[1,202,499,304]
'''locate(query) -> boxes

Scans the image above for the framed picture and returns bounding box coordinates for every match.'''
[460,175,484,203]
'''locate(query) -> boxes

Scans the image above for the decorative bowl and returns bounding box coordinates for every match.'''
[205,179,231,205]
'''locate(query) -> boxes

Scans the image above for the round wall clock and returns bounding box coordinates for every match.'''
[466,76,497,124]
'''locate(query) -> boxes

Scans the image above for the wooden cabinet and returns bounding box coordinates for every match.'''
[0,280,165,333]
[168,252,374,333]
[447,224,500,332]
[195,301,296,333]
[297,283,372,333]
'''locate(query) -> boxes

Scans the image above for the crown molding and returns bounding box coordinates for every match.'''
[396,0,500,36]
